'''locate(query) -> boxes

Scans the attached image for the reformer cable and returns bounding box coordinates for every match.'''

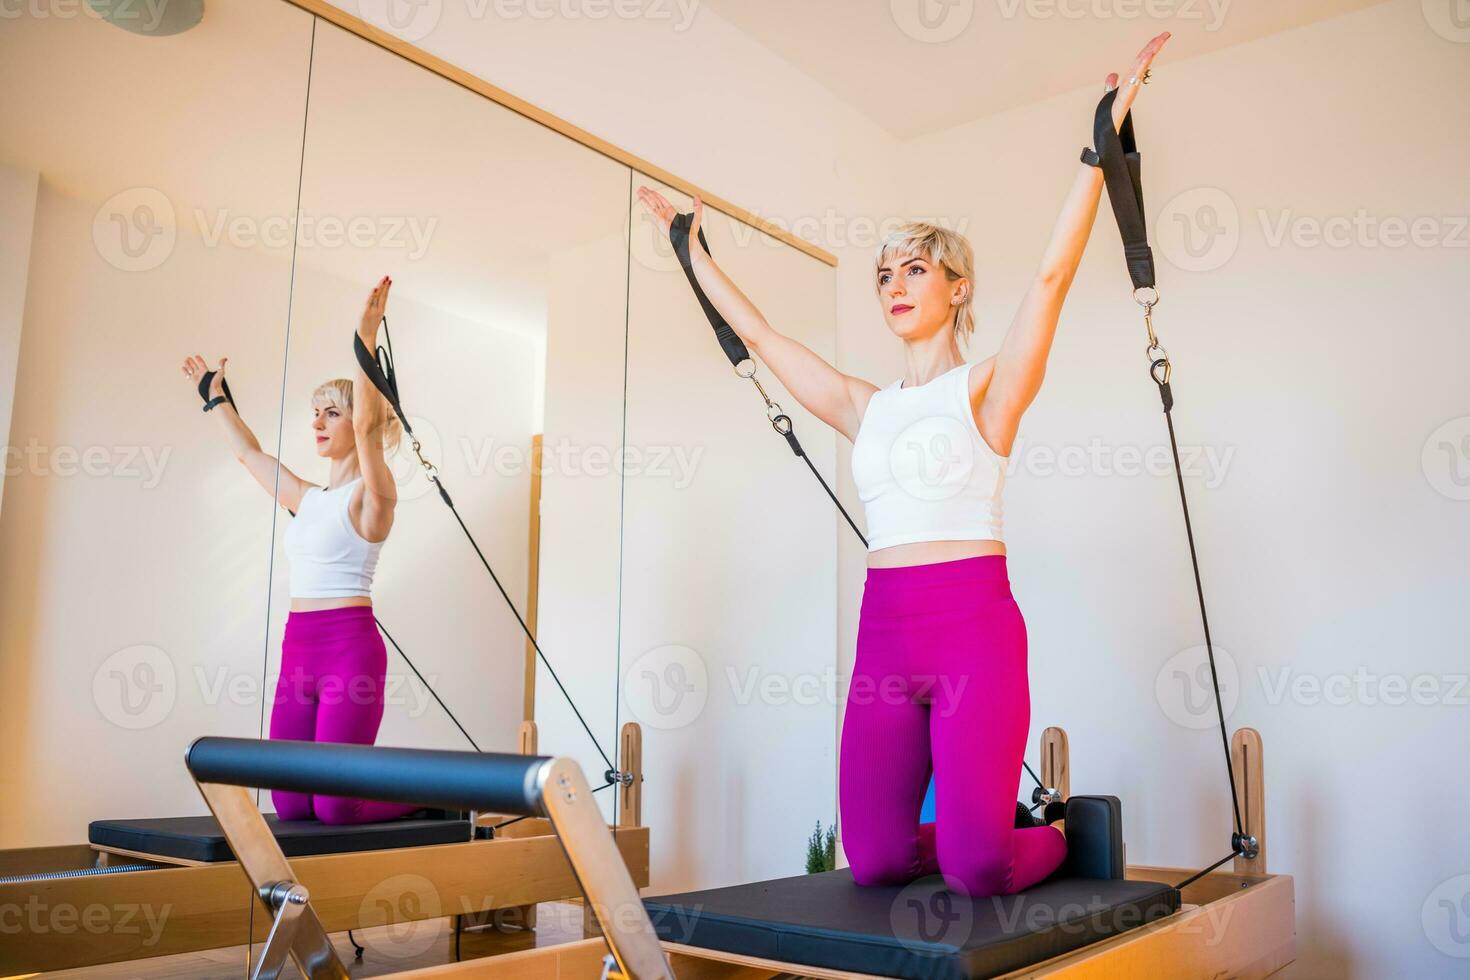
[484,780,615,835]
[375,617,481,752]
[354,319,618,779]
[667,210,1051,799]
[1083,86,1253,882]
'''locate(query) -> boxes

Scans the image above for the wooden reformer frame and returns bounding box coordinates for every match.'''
[0,721,648,975]
[3,722,1291,979]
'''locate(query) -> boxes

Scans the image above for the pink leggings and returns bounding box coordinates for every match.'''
[839,554,1066,896]
[268,605,420,825]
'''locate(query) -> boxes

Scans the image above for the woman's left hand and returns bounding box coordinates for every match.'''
[1108,32,1171,128]
[359,275,391,343]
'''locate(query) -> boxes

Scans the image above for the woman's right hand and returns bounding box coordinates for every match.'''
[181,354,226,401]
[636,186,705,253]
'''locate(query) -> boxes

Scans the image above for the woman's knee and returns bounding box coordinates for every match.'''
[272,791,314,822]
[311,795,364,826]
[940,853,1014,897]
[848,844,922,887]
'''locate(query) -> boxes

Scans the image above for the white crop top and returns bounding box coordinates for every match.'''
[850,362,1007,551]
[282,478,383,598]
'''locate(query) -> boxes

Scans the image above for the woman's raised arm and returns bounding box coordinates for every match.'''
[181,353,312,513]
[636,189,877,442]
[351,277,399,543]
[979,32,1171,456]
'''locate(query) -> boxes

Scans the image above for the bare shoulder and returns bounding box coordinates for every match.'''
[276,462,318,514]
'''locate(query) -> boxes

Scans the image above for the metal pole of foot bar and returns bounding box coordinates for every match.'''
[191,781,346,980]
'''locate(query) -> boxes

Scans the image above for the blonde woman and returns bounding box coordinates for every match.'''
[637,34,1169,896]
[181,276,419,825]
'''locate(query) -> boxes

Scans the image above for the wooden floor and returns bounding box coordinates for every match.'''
[24,902,592,979]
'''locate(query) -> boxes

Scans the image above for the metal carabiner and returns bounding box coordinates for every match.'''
[1147,344,1172,385]
[410,437,438,477]
[768,403,793,436]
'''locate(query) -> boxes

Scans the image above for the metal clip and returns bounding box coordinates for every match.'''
[409,437,438,477]
[1135,286,1171,385]
[1031,786,1062,808]
[1233,832,1260,861]
[749,374,775,412]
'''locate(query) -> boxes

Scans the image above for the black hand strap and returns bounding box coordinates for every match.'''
[668,212,871,549]
[354,322,411,436]
[198,370,235,413]
[1080,87,1154,292]
[669,213,752,369]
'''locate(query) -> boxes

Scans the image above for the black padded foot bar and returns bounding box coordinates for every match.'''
[186,737,551,815]
[645,869,1178,980]
[89,814,472,863]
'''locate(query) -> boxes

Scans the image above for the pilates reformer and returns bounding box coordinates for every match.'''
[0,721,649,974]
[25,723,1289,979]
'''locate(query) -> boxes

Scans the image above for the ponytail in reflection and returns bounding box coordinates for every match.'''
[313,378,403,454]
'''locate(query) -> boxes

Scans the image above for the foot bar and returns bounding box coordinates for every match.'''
[185,738,672,980]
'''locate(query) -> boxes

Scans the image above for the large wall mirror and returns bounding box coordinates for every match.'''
[0,0,315,846]
[273,17,634,814]
[0,0,837,928]
[0,0,635,849]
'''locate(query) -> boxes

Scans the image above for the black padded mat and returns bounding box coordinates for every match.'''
[89,813,472,863]
[644,868,1179,980]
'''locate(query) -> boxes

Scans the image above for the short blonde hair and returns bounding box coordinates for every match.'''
[312,378,402,454]
[875,222,976,344]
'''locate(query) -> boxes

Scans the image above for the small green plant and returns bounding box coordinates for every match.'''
[804,819,837,873]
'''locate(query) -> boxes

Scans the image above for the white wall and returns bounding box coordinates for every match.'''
[0,184,297,844]
[886,2,1469,976]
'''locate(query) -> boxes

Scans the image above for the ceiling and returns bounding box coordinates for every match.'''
[702,0,1386,138]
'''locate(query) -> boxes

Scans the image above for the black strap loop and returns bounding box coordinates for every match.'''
[1082,88,1155,291]
[667,212,873,552]
[668,213,751,369]
[354,319,412,436]
[197,370,235,413]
